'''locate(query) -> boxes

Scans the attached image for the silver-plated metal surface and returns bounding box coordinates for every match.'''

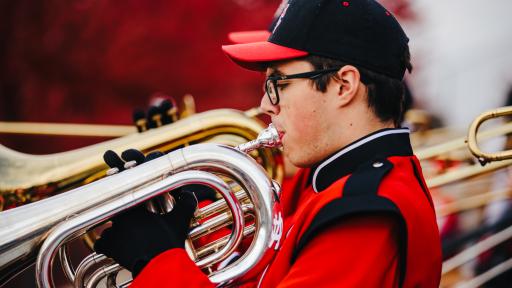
[58,244,75,282]
[85,263,121,288]
[1,124,282,287]
[236,124,281,153]
[28,143,276,287]
[73,253,110,288]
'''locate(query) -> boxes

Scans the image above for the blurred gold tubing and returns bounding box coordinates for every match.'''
[467,105,512,164]
[417,106,512,188]
[0,108,283,209]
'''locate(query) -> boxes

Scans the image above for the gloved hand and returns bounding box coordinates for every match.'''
[133,97,178,132]
[94,189,198,276]
[99,148,216,276]
[103,148,163,173]
[103,149,219,202]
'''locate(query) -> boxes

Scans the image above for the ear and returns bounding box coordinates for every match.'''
[333,65,362,107]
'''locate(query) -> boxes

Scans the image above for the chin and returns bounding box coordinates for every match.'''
[286,151,317,168]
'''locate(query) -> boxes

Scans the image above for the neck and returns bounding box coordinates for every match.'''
[325,108,395,160]
[310,127,412,192]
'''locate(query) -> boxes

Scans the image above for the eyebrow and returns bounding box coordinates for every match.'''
[267,67,285,78]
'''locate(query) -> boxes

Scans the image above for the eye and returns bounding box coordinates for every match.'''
[276,83,288,91]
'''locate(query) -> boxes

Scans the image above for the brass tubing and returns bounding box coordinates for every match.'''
[467,106,512,164]
[190,204,254,240]
[0,122,135,137]
[442,225,512,274]
[435,188,512,217]
[85,263,122,288]
[457,257,512,288]
[426,159,512,188]
[416,121,512,160]
[73,253,111,288]
[58,244,75,282]
[0,109,283,209]
[0,108,261,137]
[196,225,256,259]
[197,190,249,221]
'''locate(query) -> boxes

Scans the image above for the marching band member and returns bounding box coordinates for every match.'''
[95,0,442,286]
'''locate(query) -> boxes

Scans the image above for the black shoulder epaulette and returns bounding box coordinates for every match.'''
[291,158,408,287]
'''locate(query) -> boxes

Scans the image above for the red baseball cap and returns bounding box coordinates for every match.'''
[227,30,271,44]
[222,0,410,80]
[221,41,308,71]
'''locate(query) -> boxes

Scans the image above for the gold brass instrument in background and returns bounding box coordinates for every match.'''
[467,105,512,165]
[3,103,512,287]
[430,106,512,288]
[413,107,512,189]
[1,122,283,287]
[0,108,283,210]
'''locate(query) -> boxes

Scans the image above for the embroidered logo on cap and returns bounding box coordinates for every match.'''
[273,0,289,19]
[272,3,290,34]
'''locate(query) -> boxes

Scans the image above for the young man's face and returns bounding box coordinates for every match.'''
[260,60,339,168]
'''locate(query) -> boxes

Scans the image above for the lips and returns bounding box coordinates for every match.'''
[273,124,285,140]
[278,131,285,140]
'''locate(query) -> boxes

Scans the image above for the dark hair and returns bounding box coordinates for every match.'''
[301,49,412,127]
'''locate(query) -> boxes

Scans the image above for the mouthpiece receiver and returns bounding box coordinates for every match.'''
[236,124,281,153]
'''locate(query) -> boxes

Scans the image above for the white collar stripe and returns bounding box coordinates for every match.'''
[312,128,410,192]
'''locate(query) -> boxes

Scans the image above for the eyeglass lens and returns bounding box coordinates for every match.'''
[266,79,279,105]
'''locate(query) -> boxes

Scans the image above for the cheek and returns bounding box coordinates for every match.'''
[288,98,327,137]
[282,100,329,165]
[289,111,315,137]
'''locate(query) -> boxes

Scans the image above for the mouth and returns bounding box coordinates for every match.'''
[271,121,285,141]
[278,131,285,140]
[273,126,285,140]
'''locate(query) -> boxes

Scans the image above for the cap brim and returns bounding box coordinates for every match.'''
[227,30,271,44]
[222,41,308,71]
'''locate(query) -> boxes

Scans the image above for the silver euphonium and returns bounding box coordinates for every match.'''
[0,124,282,287]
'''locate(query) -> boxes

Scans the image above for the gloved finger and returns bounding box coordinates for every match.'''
[183,184,219,202]
[177,188,199,207]
[146,106,160,129]
[158,99,177,125]
[145,150,165,161]
[112,204,148,224]
[132,109,147,133]
[103,150,125,171]
[121,149,146,166]
[162,191,197,236]
[132,259,150,278]
[171,190,198,221]
[94,227,115,256]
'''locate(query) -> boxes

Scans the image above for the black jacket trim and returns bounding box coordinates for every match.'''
[343,157,393,197]
[311,128,412,192]
[409,159,435,211]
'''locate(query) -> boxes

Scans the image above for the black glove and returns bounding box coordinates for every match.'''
[103,149,219,201]
[94,189,198,276]
[103,148,146,173]
[133,98,178,132]
[184,184,218,202]
[99,148,217,276]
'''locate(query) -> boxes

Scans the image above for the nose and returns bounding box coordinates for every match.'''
[259,93,280,116]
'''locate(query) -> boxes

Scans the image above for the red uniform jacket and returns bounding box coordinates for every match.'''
[132,128,442,287]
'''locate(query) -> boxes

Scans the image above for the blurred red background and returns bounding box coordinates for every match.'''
[0,0,280,154]
[0,0,412,155]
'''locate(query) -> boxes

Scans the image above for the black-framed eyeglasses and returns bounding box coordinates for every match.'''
[264,67,341,105]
